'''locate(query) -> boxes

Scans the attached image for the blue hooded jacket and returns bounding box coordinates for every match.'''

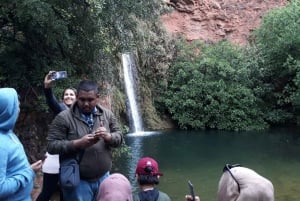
[0,88,35,201]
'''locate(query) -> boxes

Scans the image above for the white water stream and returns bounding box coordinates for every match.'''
[122,53,143,132]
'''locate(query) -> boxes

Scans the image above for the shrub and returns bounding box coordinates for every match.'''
[163,40,268,131]
[253,0,300,125]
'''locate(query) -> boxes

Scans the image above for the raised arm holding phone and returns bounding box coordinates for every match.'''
[36,71,77,201]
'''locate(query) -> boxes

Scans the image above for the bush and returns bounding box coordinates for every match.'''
[163,40,268,131]
[253,0,300,125]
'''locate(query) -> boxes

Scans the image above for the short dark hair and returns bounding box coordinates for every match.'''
[137,175,159,185]
[77,80,99,94]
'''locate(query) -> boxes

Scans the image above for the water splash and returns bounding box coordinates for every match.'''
[122,52,143,132]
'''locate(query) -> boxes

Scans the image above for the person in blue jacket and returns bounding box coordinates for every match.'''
[0,88,42,201]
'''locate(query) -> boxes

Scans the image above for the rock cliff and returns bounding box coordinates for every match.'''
[161,0,289,45]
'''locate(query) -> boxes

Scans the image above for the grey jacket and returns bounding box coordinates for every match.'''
[47,103,123,180]
[134,190,171,201]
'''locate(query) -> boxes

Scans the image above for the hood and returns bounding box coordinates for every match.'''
[0,88,19,131]
[97,173,133,201]
[217,166,274,201]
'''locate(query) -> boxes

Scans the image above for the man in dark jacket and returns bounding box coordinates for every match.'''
[47,80,123,201]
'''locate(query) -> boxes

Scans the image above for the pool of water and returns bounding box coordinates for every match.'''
[113,127,300,201]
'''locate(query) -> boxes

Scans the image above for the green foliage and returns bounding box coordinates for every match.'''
[252,0,300,125]
[112,140,131,161]
[0,0,103,100]
[162,0,300,130]
[253,0,300,66]
[163,40,268,131]
[0,0,172,117]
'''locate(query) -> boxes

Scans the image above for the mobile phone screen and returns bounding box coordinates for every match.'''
[51,71,67,80]
[188,180,195,201]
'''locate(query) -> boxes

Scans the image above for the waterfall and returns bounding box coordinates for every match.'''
[122,52,143,132]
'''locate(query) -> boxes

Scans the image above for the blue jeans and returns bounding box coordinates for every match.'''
[62,171,109,201]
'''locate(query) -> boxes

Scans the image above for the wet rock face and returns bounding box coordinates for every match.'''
[161,0,289,45]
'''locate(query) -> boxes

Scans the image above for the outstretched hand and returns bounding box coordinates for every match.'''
[31,160,43,172]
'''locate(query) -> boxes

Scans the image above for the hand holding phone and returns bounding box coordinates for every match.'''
[50,71,68,80]
[188,180,195,201]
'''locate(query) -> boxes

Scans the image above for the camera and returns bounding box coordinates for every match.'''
[50,71,68,80]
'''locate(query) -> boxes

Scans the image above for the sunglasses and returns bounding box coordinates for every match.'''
[223,164,242,192]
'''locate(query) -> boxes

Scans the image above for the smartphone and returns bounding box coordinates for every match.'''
[188,180,195,201]
[50,71,67,80]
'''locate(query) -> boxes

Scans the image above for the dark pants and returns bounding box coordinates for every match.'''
[36,173,63,201]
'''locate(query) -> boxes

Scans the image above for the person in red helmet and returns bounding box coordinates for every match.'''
[134,157,171,201]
